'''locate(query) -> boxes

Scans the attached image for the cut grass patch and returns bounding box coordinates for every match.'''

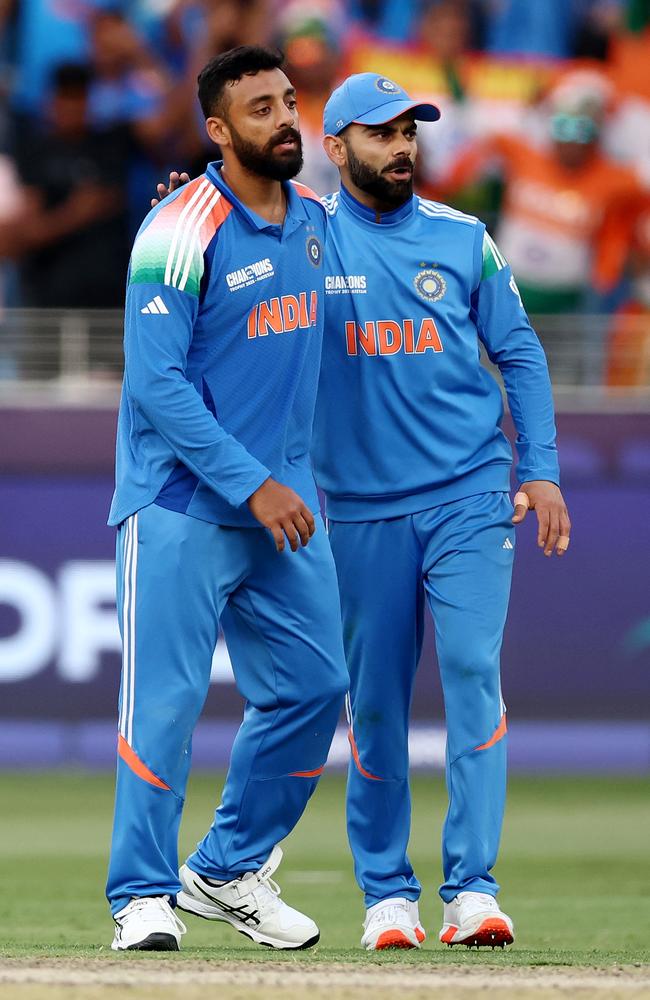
[1,772,648,967]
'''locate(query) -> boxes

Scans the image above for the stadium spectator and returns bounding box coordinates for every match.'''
[8,63,129,308]
[277,6,341,192]
[3,0,124,125]
[158,0,275,178]
[442,76,645,317]
[88,10,198,235]
[345,0,424,42]
[606,201,650,385]
[191,0,272,57]
[0,152,24,332]
[410,1,499,221]
[479,0,624,59]
[88,11,170,138]
[605,13,650,185]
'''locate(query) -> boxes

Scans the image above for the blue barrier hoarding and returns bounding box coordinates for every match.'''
[0,409,648,769]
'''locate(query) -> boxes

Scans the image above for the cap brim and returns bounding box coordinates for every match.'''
[353,99,441,126]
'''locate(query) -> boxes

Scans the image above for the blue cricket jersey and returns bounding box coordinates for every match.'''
[109,161,327,528]
[312,185,560,521]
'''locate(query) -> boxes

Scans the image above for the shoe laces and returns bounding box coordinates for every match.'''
[240,870,282,915]
[120,896,187,934]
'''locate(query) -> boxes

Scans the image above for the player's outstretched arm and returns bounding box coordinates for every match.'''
[248,478,316,553]
[151,171,190,207]
[512,481,571,557]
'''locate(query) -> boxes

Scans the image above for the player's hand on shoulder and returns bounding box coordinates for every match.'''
[150,171,191,208]
[247,478,316,553]
[512,481,571,558]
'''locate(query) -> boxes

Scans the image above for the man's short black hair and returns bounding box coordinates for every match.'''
[197,45,285,120]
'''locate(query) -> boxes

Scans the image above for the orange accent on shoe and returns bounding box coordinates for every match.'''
[474,712,507,752]
[375,929,418,950]
[463,918,514,947]
[289,765,325,777]
[415,925,426,944]
[117,734,171,790]
[440,925,458,944]
[348,729,383,781]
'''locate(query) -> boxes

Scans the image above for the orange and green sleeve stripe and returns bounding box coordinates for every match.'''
[130,177,233,297]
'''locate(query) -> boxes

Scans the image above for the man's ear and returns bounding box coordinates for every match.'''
[323,134,347,167]
[206,116,230,148]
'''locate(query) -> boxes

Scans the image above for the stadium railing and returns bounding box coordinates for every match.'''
[0,308,649,408]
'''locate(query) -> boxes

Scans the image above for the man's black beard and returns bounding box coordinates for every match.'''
[228,124,304,181]
[347,146,413,208]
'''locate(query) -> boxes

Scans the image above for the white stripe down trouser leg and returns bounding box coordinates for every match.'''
[118,512,139,746]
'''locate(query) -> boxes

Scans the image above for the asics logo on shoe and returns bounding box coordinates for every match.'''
[193,882,261,926]
[141,296,170,314]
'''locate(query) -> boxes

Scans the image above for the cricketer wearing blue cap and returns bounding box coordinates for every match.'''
[312,72,571,951]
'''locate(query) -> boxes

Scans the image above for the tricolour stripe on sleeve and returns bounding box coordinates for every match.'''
[130,177,232,296]
[481,230,507,279]
[165,179,213,287]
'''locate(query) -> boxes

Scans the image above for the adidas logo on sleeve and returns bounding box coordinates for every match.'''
[141,295,169,315]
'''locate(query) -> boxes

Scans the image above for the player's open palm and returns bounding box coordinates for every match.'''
[248,478,316,553]
[512,480,571,557]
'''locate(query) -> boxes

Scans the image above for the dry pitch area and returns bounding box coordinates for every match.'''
[1,960,649,1000]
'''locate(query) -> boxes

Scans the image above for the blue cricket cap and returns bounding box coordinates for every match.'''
[323,73,441,136]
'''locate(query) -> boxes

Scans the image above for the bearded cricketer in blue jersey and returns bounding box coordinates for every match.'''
[313,74,571,952]
[106,47,348,953]
[156,70,571,954]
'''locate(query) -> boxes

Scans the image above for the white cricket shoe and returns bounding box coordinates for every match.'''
[176,845,319,950]
[408,899,427,945]
[111,895,186,951]
[361,897,424,951]
[439,891,514,948]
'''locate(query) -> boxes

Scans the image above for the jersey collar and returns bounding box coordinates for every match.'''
[206,160,308,238]
[339,182,416,226]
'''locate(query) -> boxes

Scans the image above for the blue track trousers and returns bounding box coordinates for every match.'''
[107,503,348,914]
[327,492,514,907]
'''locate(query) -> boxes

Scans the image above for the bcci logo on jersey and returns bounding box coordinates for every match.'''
[414,268,446,303]
[306,236,322,267]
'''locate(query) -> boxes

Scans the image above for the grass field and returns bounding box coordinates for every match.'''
[1,771,648,998]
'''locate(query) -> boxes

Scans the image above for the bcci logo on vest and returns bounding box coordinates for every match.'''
[414,268,446,303]
[306,236,322,267]
[375,77,401,94]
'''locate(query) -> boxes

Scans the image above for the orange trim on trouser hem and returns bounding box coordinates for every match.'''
[117,734,171,790]
[474,712,507,752]
[348,730,383,781]
[289,765,325,777]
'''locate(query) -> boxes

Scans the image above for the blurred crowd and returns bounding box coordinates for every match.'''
[1,0,650,385]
